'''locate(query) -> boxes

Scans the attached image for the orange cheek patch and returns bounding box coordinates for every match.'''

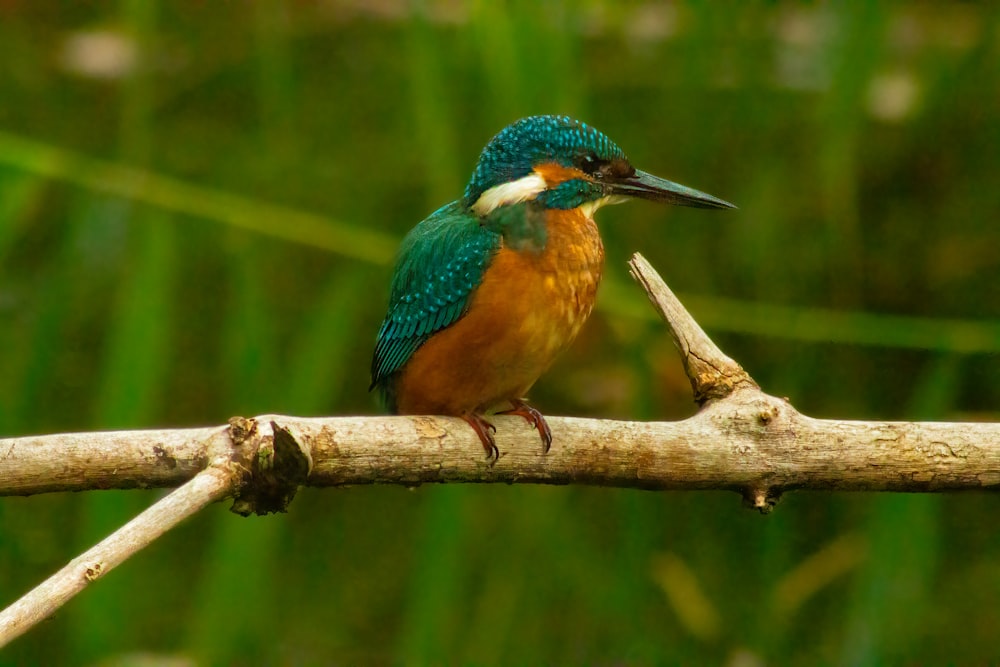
[533,162,589,186]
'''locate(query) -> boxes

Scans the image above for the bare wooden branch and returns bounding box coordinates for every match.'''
[4,412,999,500]
[1,252,998,645]
[0,465,234,646]
[628,253,757,402]
[0,426,217,495]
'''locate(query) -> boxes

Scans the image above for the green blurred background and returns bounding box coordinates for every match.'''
[1,1,999,664]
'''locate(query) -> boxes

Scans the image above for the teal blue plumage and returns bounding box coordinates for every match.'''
[370,201,502,406]
[464,115,627,203]
[369,197,554,409]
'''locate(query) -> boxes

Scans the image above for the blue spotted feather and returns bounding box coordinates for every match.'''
[370,201,502,405]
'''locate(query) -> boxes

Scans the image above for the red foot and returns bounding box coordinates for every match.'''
[498,399,553,454]
[462,413,499,463]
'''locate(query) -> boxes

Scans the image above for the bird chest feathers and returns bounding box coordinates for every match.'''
[377,207,605,419]
[514,209,604,353]
[490,206,605,362]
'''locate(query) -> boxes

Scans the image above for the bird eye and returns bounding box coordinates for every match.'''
[576,152,601,174]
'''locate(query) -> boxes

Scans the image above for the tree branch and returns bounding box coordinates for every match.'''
[628,253,758,402]
[0,466,235,646]
[1,253,998,646]
[4,410,997,502]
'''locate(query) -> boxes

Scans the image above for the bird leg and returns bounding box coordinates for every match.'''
[462,412,499,463]
[497,399,553,454]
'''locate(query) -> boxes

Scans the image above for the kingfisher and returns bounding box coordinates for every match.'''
[370,115,734,461]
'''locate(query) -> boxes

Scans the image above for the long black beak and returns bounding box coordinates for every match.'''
[607,169,736,209]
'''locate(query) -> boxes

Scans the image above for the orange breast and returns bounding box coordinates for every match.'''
[394,208,604,416]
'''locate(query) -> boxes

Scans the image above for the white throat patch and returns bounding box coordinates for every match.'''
[579,194,627,219]
[471,172,547,216]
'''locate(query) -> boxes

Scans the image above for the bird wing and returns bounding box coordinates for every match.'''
[370,201,503,391]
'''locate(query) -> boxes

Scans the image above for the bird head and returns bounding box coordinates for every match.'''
[464,115,735,217]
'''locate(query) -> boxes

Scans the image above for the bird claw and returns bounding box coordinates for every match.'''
[462,413,500,463]
[498,399,553,454]
[462,401,551,462]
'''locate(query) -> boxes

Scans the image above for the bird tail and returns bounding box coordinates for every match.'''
[369,376,399,414]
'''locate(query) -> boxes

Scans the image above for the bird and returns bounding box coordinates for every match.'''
[370,115,734,461]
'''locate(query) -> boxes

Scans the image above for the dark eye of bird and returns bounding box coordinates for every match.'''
[575,154,636,181]
[576,153,603,174]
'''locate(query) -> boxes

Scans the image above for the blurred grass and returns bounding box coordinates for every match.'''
[68,2,165,660]
[1,1,998,665]
[0,130,398,264]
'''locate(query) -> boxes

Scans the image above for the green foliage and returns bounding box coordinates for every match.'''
[1,1,998,664]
